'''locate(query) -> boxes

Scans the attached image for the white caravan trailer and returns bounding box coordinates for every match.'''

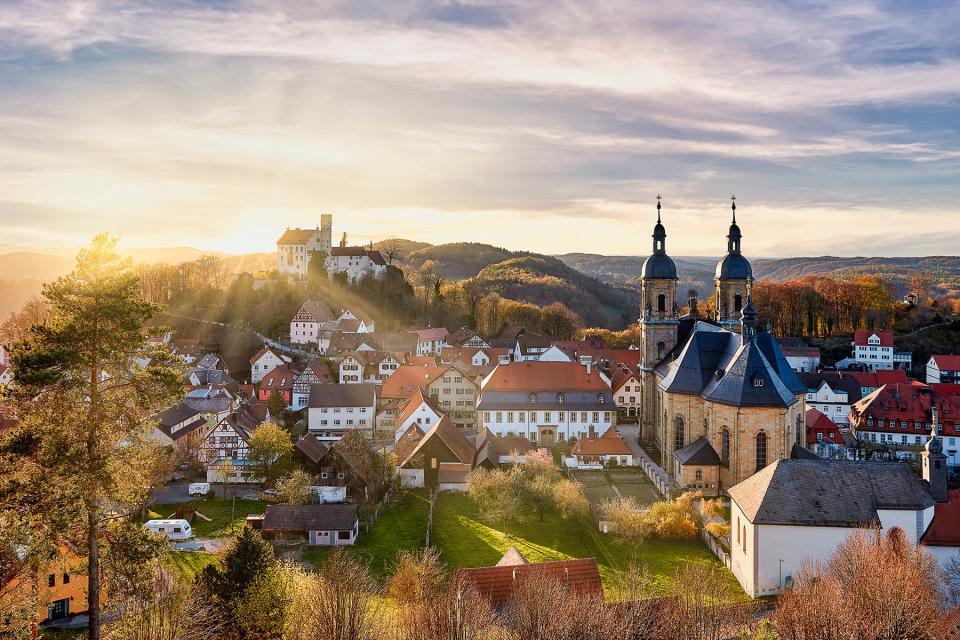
[143,519,193,541]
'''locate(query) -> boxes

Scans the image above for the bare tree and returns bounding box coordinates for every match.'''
[293,549,382,640]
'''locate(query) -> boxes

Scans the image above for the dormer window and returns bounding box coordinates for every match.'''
[556,393,565,404]
[752,375,764,388]
[529,393,537,404]
[598,394,606,405]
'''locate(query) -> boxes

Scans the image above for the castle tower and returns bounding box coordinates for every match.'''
[714,196,753,330]
[639,196,679,440]
[923,406,948,502]
[320,214,333,253]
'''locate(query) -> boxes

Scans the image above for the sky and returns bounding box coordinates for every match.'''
[2,1,960,257]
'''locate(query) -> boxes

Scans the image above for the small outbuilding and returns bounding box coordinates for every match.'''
[261,503,359,546]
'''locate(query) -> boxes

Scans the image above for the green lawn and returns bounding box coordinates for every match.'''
[430,492,743,599]
[301,490,430,579]
[163,551,221,582]
[606,468,661,505]
[147,498,267,537]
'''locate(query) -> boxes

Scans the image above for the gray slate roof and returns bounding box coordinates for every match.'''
[673,437,721,466]
[263,504,358,532]
[308,383,376,408]
[729,459,935,527]
[658,321,800,408]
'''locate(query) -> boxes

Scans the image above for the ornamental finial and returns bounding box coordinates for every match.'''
[730,194,737,223]
[656,194,662,222]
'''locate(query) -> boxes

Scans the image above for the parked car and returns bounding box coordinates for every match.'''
[260,488,279,503]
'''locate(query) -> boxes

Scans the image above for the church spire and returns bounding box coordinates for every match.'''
[740,295,759,343]
[652,194,667,254]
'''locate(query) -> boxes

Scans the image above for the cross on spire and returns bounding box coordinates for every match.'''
[656,194,662,222]
[730,194,737,223]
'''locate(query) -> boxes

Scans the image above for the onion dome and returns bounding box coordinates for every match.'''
[715,196,753,279]
[641,197,678,280]
[740,295,759,341]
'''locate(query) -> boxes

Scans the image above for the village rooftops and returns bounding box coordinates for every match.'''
[572,426,633,457]
[853,330,895,347]
[399,415,475,468]
[729,459,935,528]
[381,365,449,398]
[308,383,376,408]
[481,360,610,393]
[411,327,450,341]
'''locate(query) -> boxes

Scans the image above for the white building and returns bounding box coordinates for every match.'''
[276,216,333,279]
[611,364,642,419]
[851,330,912,371]
[927,355,960,384]
[249,347,289,384]
[307,383,377,441]
[411,327,450,356]
[796,371,861,426]
[393,387,445,442]
[202,402,270,483]
[781,345,821,373]
[326,246,387,282]
[338,351,402,385]
[290,299,336,345]
[728,458,936,598]
[476,360,614,445]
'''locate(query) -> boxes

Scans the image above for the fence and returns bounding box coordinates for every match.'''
[633,444,675,498]
[702,528,732,570]
[424,489,437,547]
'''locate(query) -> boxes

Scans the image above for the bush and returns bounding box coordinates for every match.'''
[206,489,216,499]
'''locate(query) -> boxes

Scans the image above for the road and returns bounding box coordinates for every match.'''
[150,481,260,505]
[616,424,644,462]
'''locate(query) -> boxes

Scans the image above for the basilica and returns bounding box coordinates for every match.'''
[638,198,807,494]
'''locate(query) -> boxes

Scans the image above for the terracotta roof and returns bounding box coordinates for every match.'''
[250,346,280,365]
[262,504,357,532]
[396,387,445,427]
[405,355,438,366]
[496,546,529,566]
[393,425,425,462]
[482,361,610,393]
[381,366,448,399]
[412,327,450,341]
[259,364,300,391]
[338,318,363,333]
[933,355,960,371]
[850,382,960,437]
[781,346,821,358]
[572,426,632,456]
[853,330,894,347]
[610,363,641,393]
[805,408,844,446]
[921,489,960,547]
[294,299,335,323]
[399,416,475,468]
[455,558,602,606]
[277,228,319,245]
[849,369,908,389]
[437,462,471,484]
[367,250,386,266]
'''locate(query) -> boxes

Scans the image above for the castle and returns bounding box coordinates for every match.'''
[638,198,807,493]
[276,214,333,278]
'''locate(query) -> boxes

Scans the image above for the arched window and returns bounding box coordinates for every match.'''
[657,341,665,359]
[597,394,606,405]
[795,414,804,445]
[556,393,565,404]
[528,393,537,404]
[734,293,743,311]
[674,416,685,451]
[657,293,666,312]
[695,469,703,481]
[721,428,730,466]
[756,431,768,472]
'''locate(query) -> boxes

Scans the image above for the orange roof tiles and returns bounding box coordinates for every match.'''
[482,361,609,393]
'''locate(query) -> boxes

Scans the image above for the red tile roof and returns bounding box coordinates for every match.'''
[933,355,960,371]
[849,369,908,389]
[572,426,632,456]
[396,387,444,427]
[412,327,450,341]
[381,365,448,399]
[456,558,602,606]
[805,408,844,446]
[922,489,960,547]
[482,361,610,393]
[850,382,960,437]
[610,363,641,394]
[249,346,280,365]
[853,330,894,347]
[259,364,299,391]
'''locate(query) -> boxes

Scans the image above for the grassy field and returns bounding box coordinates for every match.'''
[606,468,661,505]
[301,490,430,579]
[163,551,220,582]
[147,498,267,537]
[573,470,619,505]
[430,492,741,599]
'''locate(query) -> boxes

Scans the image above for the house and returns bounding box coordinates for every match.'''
[513,331,554,361]
[371,331,418,354]
[150,403,208,451]
[851,330,912,371]
[805,408,847,459]
[186,353,234,387]
[337,309,376,334]
[571,426,634,469]
[257,364,300,406]
[538,345,574,362]
[410,327,450,356]
[778,338,821,373]
[728,458,937,597]
[849,382,960,465]
[398,416,475,489]
[260,503,358,546]
[381,365,478,428]
[393,387,445,441]
[338,351,402,385]
[447,327,490,349]
[455,551,602,607]
[611,363,643,420]
[291,359,333,410]
[202,401,270,483]
[477,360,614,445]
[290,299,336,344]
[295,431,380,501]
[276,217,333,279]
[474,428,537,468]
[1,545,93,626]
[307,383,377,441]
[797,370,864,426]
[928,355,960,384]
[326,244,387,282]
[249,347,289,384]
[850,369,908,398]
[672,437,722,495]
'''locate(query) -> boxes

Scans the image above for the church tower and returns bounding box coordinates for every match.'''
[923,406,948,502]
[639,196,679,439]
[714,196,753,330]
